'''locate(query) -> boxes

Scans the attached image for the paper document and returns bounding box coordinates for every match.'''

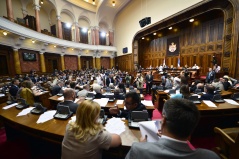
[17,107,34,116]
[203,100,217,107]
[164,90,169,93]
[58,96,64,100]
[3,103,18,109]
[0,94,5,97]
[105,118,125,135]
[126,89,129,93]
[139,121,160,142]
[141,100,154,106]
[224,99,239,105]
[93,98,109,107]
[36,110,56,124]
[116,100,124,104]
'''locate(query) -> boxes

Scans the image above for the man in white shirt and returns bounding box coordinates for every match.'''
[125,99,220,159]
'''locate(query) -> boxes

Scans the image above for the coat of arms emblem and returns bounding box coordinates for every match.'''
[169,42,177,52]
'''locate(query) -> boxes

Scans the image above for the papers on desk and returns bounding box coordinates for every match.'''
[141,100,154,106]
[139,121,160,142]
[93,98,109,107]
[116,100,124,105]
[105,118,125,135]
[164,90,169,93]
[58,96,64,100]
[17,107,34,116]
[103,92,114,96]
[203,100,217,107]
[2,103,18,110]
[36,110,56,124]
[126,89,129,93]
[0,93,5,97]
[224,99,239,105]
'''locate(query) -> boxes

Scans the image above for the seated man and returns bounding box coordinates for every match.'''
[201,85,215,100]
[57,88,78,114]
[125,99,220,159]
[109,91,146,119]
[93,84,105,99]
[77,84,89,98]
[9,79,20,98]
[51,80,64,96]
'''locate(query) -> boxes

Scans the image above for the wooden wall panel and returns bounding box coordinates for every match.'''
[138,16,224,76]
[0,45,14,76]
[64,55,78,70]
[101,57,110,69]
[44,53,61,73]
[115,54,132,72]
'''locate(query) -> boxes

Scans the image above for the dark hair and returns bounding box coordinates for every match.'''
[12,79,19,84]
[180,85,190,99]
[125,92,140,105]
[206,85,215,94]
[70,81,76,89]
[118,83,126,94]
[163,99,200,139]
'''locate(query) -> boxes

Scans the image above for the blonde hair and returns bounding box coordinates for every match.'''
[68,100,103,142]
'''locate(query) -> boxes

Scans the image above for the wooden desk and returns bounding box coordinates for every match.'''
[154,90,234,111]
[0,104,140,158]
[0,94,8,104]
[48,96,154,117]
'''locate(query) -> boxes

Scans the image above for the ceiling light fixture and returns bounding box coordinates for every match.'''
[142,37,145,39]
[41,0,43,4]
[168,27,172,30]
[92,0,95,5]
[153,33,156,35]
[112,1,115,7]
[189,18,194,22]
[3,31,7,36]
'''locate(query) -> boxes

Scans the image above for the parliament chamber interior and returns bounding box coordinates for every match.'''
[0,0,239,159]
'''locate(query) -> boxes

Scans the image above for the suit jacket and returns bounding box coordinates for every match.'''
[120,103,146,119]
[206,71,215,83]
[201,93,214,100]
[125,138,220,159]
[9,85,19,97]
[145,74,153,84]
[58,101,79,114]
[51,85,63,96]
[106,77,114,87]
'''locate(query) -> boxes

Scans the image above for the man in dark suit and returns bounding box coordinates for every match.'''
[145,71,153,95]
[51,81,64,96]
[9,79,20,98]
[201,85,215,100]
[206,68,215,83]
[125,99,220,159]
[57,88,78,114]
[109,91,146,119]
[106,74,114,87]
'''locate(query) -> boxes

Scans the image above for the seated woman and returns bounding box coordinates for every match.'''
[62,100,121,159]
[20,81,35,105]
[171,85,190,99]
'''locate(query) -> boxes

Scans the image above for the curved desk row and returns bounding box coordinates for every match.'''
[0,103,142,158]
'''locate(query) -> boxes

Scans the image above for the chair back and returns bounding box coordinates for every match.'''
[214,127,239,159]
[231,92,239,101]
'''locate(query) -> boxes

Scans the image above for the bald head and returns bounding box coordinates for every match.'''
[63,88,75,100]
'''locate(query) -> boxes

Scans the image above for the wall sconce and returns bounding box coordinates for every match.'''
[92,0,95,5]
[32,40,35,43]
[112,1,115,7]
